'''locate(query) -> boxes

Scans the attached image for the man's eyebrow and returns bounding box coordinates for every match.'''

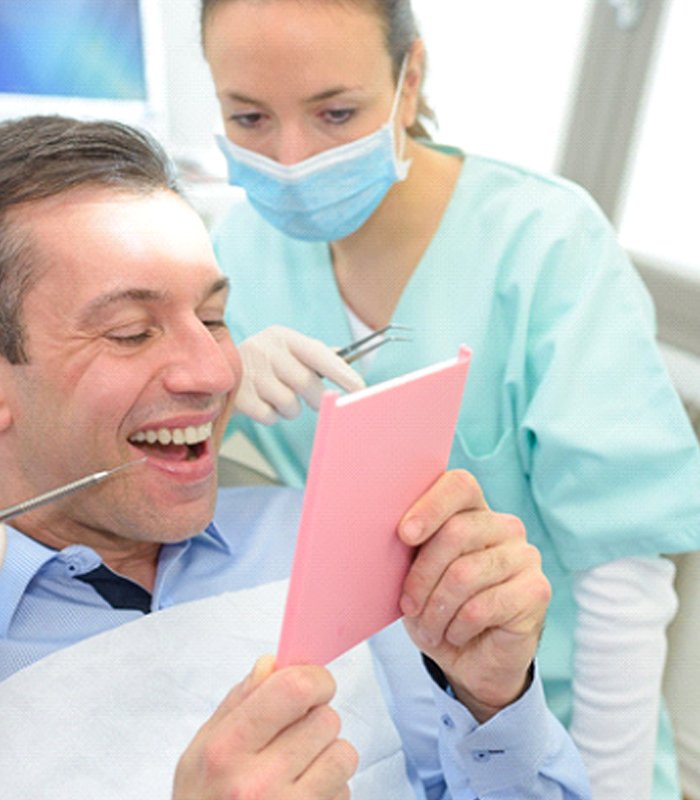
[207,277,230,299]
[78,278,230,326]
[78,288,168,326]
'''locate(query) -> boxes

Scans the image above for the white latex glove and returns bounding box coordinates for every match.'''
[234,325,366,425]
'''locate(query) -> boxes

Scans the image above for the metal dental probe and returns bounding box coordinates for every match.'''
[0,458,147,523]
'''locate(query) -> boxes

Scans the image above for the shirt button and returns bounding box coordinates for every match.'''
[472,750,491,763]
[440,713,455,729]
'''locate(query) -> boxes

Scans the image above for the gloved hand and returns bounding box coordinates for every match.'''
[234,326,366,425]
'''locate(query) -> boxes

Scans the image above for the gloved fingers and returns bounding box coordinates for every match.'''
[259,381,304,420]
[273,356,328,411]
[232,381,282,426]
[284,332,366,394]
[233,327,365,424]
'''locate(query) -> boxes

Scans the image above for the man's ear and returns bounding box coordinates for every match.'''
[0,367,15,433]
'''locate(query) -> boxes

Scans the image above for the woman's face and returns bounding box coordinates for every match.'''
[204,0,418,165]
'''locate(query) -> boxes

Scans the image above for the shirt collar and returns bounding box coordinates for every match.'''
[200,521,232,555]
[0,526,59,637]
[0,521,229,637]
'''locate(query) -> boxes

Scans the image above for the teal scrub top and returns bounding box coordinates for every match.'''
[213,147,700,797]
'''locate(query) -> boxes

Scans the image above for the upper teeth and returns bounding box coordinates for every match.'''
[129,422,213,446]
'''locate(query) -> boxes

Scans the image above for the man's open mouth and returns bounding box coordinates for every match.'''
[128,422,213,462]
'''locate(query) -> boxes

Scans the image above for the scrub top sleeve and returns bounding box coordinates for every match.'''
[521,203,700,572]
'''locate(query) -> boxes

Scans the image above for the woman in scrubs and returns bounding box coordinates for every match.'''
[201,1,700,797]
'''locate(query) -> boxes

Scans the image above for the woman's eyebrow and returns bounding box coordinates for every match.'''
[221,86,359,106]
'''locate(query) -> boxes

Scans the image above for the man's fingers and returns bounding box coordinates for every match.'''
[403,538,526,640]
[401,511,524,617]
[442,567,550,648]
[173,660,353,800]
[239,666,338,752]
[398,470,488,546]
[294,739,359,798]
[262,704,344,782]
[198,654,276,735]
[402,564,549,670]
[245,654,276,694]
[203,664,337,755]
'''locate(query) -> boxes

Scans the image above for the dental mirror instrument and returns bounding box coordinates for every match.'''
[0,458,146,524]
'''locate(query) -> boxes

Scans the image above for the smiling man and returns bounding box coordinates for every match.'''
[0,136,238,592]
[0,116,590,800]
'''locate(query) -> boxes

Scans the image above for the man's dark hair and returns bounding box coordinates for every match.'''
[0,115,180,363]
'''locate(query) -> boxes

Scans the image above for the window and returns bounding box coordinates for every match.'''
[412,0,592,173]
[618,0,700,277]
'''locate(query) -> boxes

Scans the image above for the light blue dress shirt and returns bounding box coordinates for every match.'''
[0,486,590,798]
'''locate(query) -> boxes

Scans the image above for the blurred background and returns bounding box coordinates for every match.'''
[1,0,696,392]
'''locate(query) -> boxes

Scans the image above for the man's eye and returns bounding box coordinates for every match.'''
[107,331,153,346]
[202,318,228,334]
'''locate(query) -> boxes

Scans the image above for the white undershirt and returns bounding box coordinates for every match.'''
[572,556,677,799]
[344,303,378,371]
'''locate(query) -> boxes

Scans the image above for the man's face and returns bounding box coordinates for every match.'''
[0,188,241,548]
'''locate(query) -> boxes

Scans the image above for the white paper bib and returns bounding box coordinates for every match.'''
[0,580,414,798]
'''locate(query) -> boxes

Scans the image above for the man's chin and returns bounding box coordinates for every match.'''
[123,493,217,544]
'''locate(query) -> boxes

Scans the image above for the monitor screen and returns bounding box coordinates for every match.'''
[0,0,164,132]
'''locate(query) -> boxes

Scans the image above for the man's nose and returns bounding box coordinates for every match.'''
[163,321,238,397]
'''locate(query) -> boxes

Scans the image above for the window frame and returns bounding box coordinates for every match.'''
[557,0,699,356]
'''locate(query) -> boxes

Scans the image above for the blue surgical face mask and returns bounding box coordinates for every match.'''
[215,58,412,242]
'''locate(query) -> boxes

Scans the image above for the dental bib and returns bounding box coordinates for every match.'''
[0,580,413,799]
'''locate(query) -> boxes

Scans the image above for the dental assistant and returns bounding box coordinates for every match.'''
[201,1,700,798]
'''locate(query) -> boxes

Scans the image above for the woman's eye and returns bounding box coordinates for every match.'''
[229,112,264,129]
[322,108,355,125]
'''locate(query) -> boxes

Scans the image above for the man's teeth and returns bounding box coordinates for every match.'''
[129,422,213,446]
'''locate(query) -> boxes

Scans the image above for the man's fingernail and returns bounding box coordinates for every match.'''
[245,654,275,692]
[402,519,423,544]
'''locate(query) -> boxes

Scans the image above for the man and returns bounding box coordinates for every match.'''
[0,116,590,799]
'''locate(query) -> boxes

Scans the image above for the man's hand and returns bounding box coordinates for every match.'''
[398,470,551,722]
[172,656,358,800]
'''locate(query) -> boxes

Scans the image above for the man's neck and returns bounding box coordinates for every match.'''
[10,514,162,593]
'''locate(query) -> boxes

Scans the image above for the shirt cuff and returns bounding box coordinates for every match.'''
[427,660,555,797]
